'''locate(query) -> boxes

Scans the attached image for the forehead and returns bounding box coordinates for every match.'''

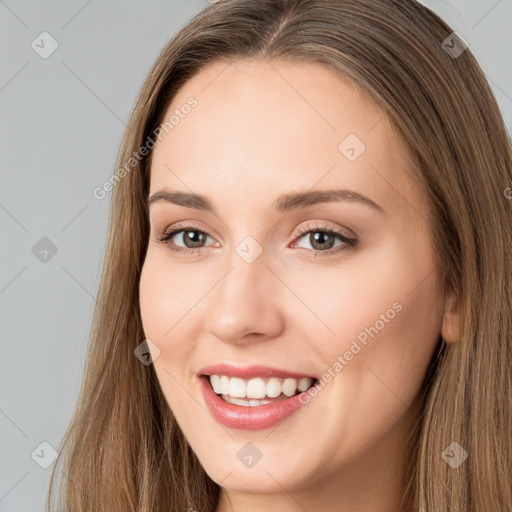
[149,59,423,220]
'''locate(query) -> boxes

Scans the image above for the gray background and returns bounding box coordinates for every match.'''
[0,1,510,510]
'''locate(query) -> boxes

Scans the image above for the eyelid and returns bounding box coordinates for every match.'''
[157,219,351,240]
[157,220,220,242]
[293,220,355,240]
[155,222,216,246]
[155,220,358,256]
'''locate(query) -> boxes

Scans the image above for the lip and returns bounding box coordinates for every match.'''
[198,363,317,380]
[197,374,319,430]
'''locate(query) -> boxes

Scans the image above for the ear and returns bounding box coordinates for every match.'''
[441,289,460,344]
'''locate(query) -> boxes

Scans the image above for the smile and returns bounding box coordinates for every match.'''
[197,374,320,430]
[208,374,317,405]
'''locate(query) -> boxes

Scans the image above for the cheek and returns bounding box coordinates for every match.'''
[287,238,443,389]
[362,271,444,399]
[138,254,202,372]
[280,247,443,459]
[290,241,438,331]
[138,256,206,428]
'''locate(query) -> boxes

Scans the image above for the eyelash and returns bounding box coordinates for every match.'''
[155,222,358,257]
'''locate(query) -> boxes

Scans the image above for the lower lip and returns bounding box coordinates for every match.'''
[198,375,318,430]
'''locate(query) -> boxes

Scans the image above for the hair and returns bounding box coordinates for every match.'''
[46,0,512,510]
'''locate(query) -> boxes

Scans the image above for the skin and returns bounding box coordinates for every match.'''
[139,59,460,512]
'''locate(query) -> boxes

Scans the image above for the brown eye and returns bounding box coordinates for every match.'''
[156,222,358,257]
[157,226,215,254]
[179,230,208,248]
[305,231,336,250]
[292,223,358,256]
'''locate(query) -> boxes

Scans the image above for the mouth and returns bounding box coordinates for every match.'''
[201,373,320,407]
[197,371,321,430]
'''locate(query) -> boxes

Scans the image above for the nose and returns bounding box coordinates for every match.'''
[203,248,285,345]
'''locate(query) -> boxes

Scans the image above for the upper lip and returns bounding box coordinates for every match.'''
[198,363,317,380]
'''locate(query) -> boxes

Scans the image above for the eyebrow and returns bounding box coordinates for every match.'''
[146,188,385,215]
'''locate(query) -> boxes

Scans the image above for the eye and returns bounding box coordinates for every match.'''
[155,222,358,257]
[156,224,216,255]
[291,222,358,256]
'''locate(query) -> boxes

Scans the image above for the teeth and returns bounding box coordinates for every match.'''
[222,396,274,407]
[209,374,315,399]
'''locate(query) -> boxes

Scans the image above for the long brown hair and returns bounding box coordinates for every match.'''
[46,0,512,510]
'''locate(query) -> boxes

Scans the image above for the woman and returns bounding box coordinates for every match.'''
[47,0,512,511]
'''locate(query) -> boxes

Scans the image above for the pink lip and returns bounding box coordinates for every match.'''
[198,363,316,380]
[197,375,319,430]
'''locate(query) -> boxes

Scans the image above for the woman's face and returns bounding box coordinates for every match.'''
[139,59,451,508]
